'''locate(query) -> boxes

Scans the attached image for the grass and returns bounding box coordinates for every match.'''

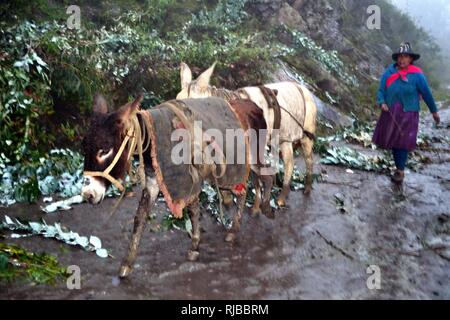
[0,242,68,285]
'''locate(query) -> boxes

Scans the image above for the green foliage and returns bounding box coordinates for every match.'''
[321,145,392,172]
[335,114,376,148]
[0,243,67,285]
[0,22,53,160]
[0,148,83,205]
[314,137,331,155]
[2,215,110,258]
[0,0,65,24]
[271,25,359,87]
[317,116,440,173]
[353,81,379,119]
[161,210,193,236]
[0,147,136,206]
[188,0,249,35]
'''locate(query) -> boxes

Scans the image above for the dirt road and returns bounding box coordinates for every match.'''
[1,109,449,299]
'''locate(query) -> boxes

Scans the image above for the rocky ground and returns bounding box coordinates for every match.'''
[0,108,449,300]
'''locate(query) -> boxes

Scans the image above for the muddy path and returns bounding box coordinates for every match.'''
[1,109,449,300]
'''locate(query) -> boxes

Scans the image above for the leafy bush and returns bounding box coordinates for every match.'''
[0,149,83,205]
[270,25,359,86]
[0,22,53,160]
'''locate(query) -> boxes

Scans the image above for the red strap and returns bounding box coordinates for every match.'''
[232,183,246,195]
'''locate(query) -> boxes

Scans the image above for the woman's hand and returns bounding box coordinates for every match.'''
[432,112,440,125]
[381,104,389,112]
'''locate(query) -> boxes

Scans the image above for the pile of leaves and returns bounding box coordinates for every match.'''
[333,117,375,148]
[0,243,67,284]
[317,115,439,172]
[417,129,450,149]
[199,182,229,225]
[321,146,392,172]
[0,148,130,207]
[160,210,194,236]
[1,215,110,258]
[317,117,389,172]
[0,148,83,205]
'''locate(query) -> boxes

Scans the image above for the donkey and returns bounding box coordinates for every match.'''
[176,63,318,207]
[81,94,272,277]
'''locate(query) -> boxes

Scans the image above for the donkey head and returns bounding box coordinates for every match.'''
[176,62,216,99]
[81,94,142,204]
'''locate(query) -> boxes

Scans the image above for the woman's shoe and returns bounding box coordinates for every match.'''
[391,170,405,184]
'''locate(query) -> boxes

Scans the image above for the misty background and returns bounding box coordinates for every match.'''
[391,0,450,59]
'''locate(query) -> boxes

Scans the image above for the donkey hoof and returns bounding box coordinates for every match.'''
[225,233,236,243]
[304,187,312,196]
[187,250,200,261]
[276,197,286,208]
[119,264,132,278]
[262,207,275,220]
[222,192,234,207]
[250,207,262,217]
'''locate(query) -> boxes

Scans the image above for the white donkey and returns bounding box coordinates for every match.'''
[177,63,317,207]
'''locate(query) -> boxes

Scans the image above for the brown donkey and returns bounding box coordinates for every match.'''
[81,95,272,277]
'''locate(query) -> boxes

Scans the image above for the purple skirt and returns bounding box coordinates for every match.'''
[372,102,419,151]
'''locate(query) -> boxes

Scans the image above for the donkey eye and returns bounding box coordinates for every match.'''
[97,148,113,159]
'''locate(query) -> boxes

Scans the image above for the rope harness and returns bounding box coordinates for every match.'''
[164,100,227,181]
[277,85,316,141]
[164,101,229,223]
[257,86,281,131]
[210,85,315,141]
[84,110,152,194]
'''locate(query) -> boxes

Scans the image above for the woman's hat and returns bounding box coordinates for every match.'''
[392,42,421,61]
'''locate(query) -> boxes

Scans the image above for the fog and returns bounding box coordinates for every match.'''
[391,0,450,56]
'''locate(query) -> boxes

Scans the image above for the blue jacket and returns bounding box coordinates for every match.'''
[377,64,438,113]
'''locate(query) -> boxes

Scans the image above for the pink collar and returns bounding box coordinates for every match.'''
[386,65,423,88]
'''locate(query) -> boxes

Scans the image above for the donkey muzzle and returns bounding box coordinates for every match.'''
[81,176,106,205]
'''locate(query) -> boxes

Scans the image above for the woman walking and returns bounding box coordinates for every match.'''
[372,42,441,184]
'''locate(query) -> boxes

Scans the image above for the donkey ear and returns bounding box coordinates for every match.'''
[130,94,144,111]
[180,62,192,90]
[116,94,144,124]
[196,62,216,90]
[93,94,108,114]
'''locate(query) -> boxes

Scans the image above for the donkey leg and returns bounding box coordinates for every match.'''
[249,170,262,217]
[260,174,275,219]
[221,190,234,208]
[277,142,294,207]
[119,189,150,278]
[301,136,314,195]
[119,177,159,278]
[225,190,246,243]
[187,198,201,261]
